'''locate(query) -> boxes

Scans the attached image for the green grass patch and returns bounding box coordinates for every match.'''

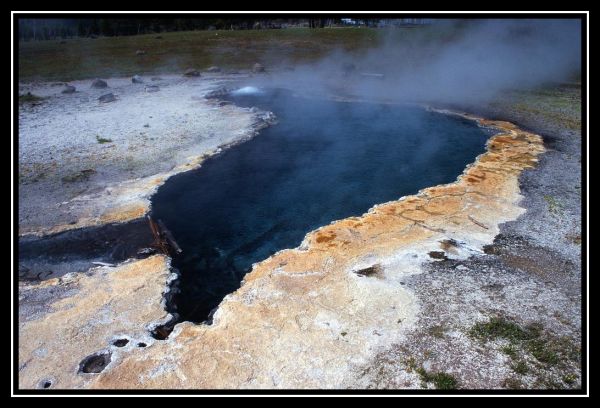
[502,378,523,389]
[527,338,560,365]
[469,316,581,389]
[543,195,564,216]
[469,317,539,342]
[500,344,518,358]
[562,373,577,385]
[17,25,464,82]
[511,360,529,375]
[18,28,387,81]
[61,168,96,183]
[96,135,113,144]
[19,92,46,104]
[416,367,458,390]
[427,325,446,339]
[566,233,581,245]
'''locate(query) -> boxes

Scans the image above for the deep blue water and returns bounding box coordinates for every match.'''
[151,88,491,323]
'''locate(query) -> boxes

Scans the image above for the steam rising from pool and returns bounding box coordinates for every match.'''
[231,86,263,96]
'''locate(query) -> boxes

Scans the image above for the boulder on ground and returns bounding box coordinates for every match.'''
[132,75,144,84]
[183,69,200,77]
[91,79,108,89]
[204,87,230,99]
[136,50,146,55]
[61,85,76,94]
[145,85,160,93]
[98,93,116,103]
[341,62,356,75]
[252,63,265,73]
[206,66,221,73]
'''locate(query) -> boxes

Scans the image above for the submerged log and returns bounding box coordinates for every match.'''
[147,215,170,255]
[147,215,183,256]
[157,219,183,254]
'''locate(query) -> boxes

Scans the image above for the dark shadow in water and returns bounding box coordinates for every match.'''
[18,219,155,281]
[151,89,492,324]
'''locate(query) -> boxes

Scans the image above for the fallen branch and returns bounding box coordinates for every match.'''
[147,215,170,255]
[158,219,183,254]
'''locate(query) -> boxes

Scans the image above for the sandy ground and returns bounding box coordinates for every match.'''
[18,73,273,236]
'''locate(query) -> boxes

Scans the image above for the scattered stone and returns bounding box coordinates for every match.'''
[61,169,96,183]
[429,251,448,260]
[206,66,221,73]
[98,93,116,103]
[132,75,144,84]
[91,79,108,89]
[204,87,230,99]
[252,63,265,73]
[150,77,163,81]
[61,85,76,94]
[341,62,356,75]
[183,69,200,77]
[145,85,160,93]
[354,264,383,278]
[144,124,150,128]
[135,50,146,56]
[137,247,157,257]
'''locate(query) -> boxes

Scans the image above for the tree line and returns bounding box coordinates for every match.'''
[17,18,374,41]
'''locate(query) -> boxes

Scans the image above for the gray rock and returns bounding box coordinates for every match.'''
[136,50,146,55]
[145,85,160,93]
[341,62,356,75]
[91,79,108,89]
[183,69,200,77]
[204,87,229,99]
[151,77,163,81]
[132,75,144,84]
[206,66,221,73]
[98,93,116,103]
[61,85,76,94]
[252,63,265,73]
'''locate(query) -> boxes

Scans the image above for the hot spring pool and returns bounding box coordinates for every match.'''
[151,88,492,324]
